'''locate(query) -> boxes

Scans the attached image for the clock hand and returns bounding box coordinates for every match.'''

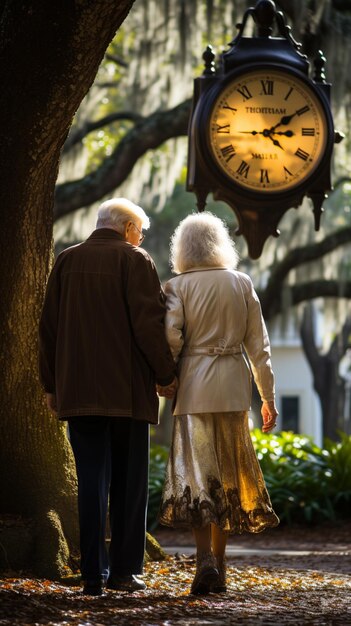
[270,112,298,133]
[273,130,294,137]
[240,129,294,137]
[266,134,285,150]
[239,129,285,149]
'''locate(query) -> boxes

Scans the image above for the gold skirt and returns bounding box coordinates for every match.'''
[159,412,279,533]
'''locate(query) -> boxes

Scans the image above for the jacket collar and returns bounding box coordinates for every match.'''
[180,266,228,275]
[87,228,125,241]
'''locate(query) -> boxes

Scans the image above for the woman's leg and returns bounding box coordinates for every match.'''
[190,526,219,595]
[211,524,228,592]
[193,526,212,555]
[211,523,227,561]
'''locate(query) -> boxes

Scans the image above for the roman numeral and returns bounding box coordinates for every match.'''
[237,85,252,101]
[236,160,250,177]
[295,147,309,161]
[284,87,294,101]
[260,80,274,95]
[220,144,236,162]
[260,169,270,183]
[296,105,310,116]
[222,101,237,114]
[301,128,315,136]
[283,166,293,180]
[215,123,230,134]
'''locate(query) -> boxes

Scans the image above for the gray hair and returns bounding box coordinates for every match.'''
[96,198,150,232]
[170,212,239,274]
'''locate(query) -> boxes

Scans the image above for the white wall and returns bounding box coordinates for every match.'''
[270,345,323,447]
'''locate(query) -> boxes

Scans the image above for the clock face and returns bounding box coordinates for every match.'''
[207,68,329,193]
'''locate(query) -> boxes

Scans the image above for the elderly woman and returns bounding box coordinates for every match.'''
[159,212,279,595]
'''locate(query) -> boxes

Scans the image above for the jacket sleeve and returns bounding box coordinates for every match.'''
[242,276,275,402]
[164,279,184,362]
[126,249,176,386]
[38,259,62,394]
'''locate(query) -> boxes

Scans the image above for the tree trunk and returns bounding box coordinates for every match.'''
[0,0,134,578]
[300,304,349,440]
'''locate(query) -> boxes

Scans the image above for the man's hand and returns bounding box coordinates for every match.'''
[45,392,57,415]
[261,400,278,433]
[156,377,178,399]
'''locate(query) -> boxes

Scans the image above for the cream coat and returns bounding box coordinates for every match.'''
[164,267,275,415]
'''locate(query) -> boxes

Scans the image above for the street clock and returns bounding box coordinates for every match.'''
[187,0,342,258]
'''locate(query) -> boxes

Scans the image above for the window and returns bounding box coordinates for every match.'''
[281,396,299,432]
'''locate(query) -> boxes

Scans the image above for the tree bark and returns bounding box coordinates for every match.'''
[0,0,135,578]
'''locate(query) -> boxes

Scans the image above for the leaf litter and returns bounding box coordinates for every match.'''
[1,554,350,626]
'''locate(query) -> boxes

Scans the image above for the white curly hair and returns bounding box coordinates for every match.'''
[170,212,239,274]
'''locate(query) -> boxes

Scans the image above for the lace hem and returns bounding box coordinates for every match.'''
[159,481,279,534]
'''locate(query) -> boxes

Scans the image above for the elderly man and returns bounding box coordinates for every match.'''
[39,198,177,595]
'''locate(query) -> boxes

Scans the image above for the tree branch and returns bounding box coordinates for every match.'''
[261,280,351,321]
[260,227,351,318]
[54,98,191,220]
[333,175,351,189]
[105,52,128,68]
[63,111,144,153]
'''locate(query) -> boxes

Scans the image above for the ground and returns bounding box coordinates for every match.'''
[0,521,350,625]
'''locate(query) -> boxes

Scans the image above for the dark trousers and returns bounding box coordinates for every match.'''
[68,415,149,581]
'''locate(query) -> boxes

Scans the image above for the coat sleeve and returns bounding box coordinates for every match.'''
[38,259,62,394]
[164,279,184,362]
[242,276,275,402]
[126,249,176,386]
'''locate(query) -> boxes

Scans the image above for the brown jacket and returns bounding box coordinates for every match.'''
[39,228,175,423]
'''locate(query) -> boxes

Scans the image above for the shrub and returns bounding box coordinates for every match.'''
[251,430,351,524]
[147,444,169,530]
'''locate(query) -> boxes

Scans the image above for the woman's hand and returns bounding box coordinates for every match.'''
[261,400,278,433]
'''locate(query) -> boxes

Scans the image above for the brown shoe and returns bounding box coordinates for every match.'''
[211,556,227,593]
[190,552,220,595]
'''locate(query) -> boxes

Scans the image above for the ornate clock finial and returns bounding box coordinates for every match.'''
[253,0,276,37]
[202,45,216,76]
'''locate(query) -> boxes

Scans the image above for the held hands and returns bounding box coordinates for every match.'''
[261,400,278,433]
[45,392,57,415]
[156,377,178,399]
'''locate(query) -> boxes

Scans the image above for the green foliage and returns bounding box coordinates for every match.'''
[251,430,351,524]
[147,432,351,529]
[147,444,169,531]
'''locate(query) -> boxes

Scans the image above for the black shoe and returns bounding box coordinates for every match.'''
[82,579,104,596]
[106,575,146,592]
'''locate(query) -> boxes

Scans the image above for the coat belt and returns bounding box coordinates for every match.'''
[182,345,242,356]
